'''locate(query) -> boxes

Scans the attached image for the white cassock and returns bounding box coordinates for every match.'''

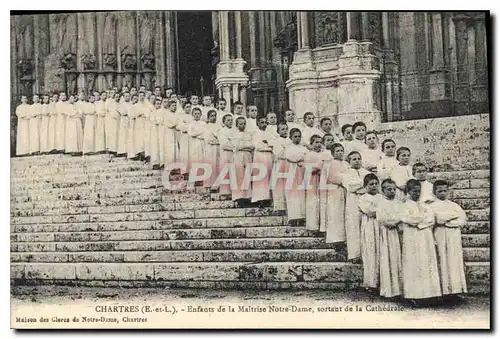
[47,102,58,152]
[217,127,234,195]
[105,100,120,152]
[144,103,155,158]
[301,126,323,147]
[419,180,435,203]
[377,196,404,298]
[361,147,383,172]
[64,102,83,153]
[342,167,370,260]
[303,150,328,231]
[94,100,106,152]
[28,103,41,153]
[343,139,368,159]
[117,102,130,155]
[55,101,67,151]
[323,160,349,243]
[133,102,148,155]
[251,129,274,203]
[283,144,309,222]
[377,155,399,181]
[391,164,413,201]
[232,130,254,201]
[269,136,292,211]
[216,110,231,126]
[265,125,277,138]
[431,199,468,295]
[246,118,258,135]
[176,113,193,172]
[203,122,221,189]
[39,103,50,153]
[317,151,334,232]
[401,199,442,299]
[188,120,208,175]
[286,121,303,135]
[358,193,382,288]
[162,109,178,167]
[82,101,97,154]
[200,106,214,122]
[149,109,161,165]
[15,103,30,155]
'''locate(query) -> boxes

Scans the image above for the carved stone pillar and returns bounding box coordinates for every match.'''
[165,11,176,89]
[219,11,230,61]
[33,14,50,94]
[346,12,361,40]
[428,13,447,101]
[248,12,257,66]
[361,12,370,41]
[299,12,310,49]
[235,11,242,59]
[453,15,469,103]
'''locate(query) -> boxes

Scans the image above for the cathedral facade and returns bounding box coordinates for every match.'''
[10,11,489,152]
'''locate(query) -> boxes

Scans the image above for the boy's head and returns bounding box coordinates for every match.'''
[155,98,162,109]
[183,102,192,114]
[32,94,40,103]
[381,179,397,200]
[88,94,95,103]
[310,135,323,152]
[352,121,367,141]
[137,91,144,101]
[165,87,173,98]
[303,112,315,127]
[168,99,177,112]
[289,128,302,144]
[236,116,246,131]
[320,118,332,133]
[365,131,378,149]
[192,107,202,120]
[412,163,428,181]
[123,92,131,102]
[341,124,353,141]
[207,109,217,123]
[131,94,138,104]
[433,180,450,201]
[396,147,411,165]
[266,112,277,125]
[154,86,162,97]
[381,139,396,156]
[278,123,288,138]
[60,92,68,101]
[331,143,344,161]
[202,95,212,107]
[233,101,244,115]
[285,110,295,122]
[190,95,199,105]
[364,173,380,195]
[347,151,362,169]
[217,98,227,111]
[406,179,421,201]
[257,116,268,131]
[223,114,233,128]
[323,134,335,150]
[247,105,258,119]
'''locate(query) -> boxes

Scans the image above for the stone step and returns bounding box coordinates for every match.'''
[10,246,489,264]
[11,234,489,253]
[454,198,490,210]
[427,170,490,181]
[11,154,122,164]
[10,207,283,225]
[12,161,156,174]
[466,209,490,221]
[10,261,489,285]
[11,216,286,233]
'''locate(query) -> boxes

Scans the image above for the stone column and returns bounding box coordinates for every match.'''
[382,12,390,49]
[219,11,230,61]
[248,12,257,66]
[164,11,176,88]
[453,16,469,103]
[346,12,361,40]
[361,12,370,41]
[429,13,447,101]
[473,17,488,107]
[222,85,231,110]
[235,11,242,59]
[299,12,310,48]
[33,14,50,94]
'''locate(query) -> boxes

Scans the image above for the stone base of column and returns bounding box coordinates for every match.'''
[429,68,448,101]
[215,59,249,110]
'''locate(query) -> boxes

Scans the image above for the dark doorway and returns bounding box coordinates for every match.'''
[176,11,214,97]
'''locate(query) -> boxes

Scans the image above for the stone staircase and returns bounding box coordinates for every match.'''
[10,154,490,294]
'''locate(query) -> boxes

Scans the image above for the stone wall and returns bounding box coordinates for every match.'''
[378,113,490,172]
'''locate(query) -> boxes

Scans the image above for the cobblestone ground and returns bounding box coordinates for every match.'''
[11,286,490,329]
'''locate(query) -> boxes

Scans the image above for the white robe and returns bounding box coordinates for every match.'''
[28,103,41,153]
[342,167,370,260]
[216,110,230,125]
[149,109,161,165]
[188,120,207,173]
[144,103,155,157]
[251,129,274,203]
[358,193,382,288]
[105,100,120,152]
[401,199,442,299]
[301,126,323,147]
[269,136,292,211]
[64,102,83,153]
[323,160,349,243]
[377,155,399,181]
[362,147,383,172]
[246,118,258,135]
[218,127,235,195]
[47,102,57,152]
[133,102,149,155]
[55,101,67,151]
[344,139,368,158]
[126,105,136,159]
[203,122,221,188]
[283,144,309,221]
[82,101,97,154]
[232,130,254,201]
[391,164,413,201]
[162,109,178,167]
[377,196,404,298]
[117,102,130,155]
[286,121,303,135]
[39,103,50,153]
[304,150,327,231]
[176,113,194,172]
[419,180,435,203]
[94,100,107,152]
[431,199,468,295]
[15,103,30,155]
[265,124,277,138]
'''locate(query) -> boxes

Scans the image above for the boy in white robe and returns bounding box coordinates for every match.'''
[265,112,278,136]
[176,102,194,174]
[15,95,30,156]
[323,143,349,245]
[162,99,179,169]
[149,98,163,168]
[143,95,157,162]
[126,95,138,160]
[28,94,41,155]
[391,147,413,201]
[321,134,335,160]
[301,112,323,149]
[344,121,368,158]
[431,180,468,299]
[200,95,214,122]
[39,95,51,154]
[232,101,245,118]
[412,163,435,203]
[217,114,235,198]
[82,94,97,155]
[232,116,254,206]
[284,110,303,134]
[94,91,107,154]
[47,94,59,154]
[133,91,149,160]
[105,92,121,154]
[361,131,383,172]
[377,179,404,299]
[304,135,327,235]
[319,118,338,141]
[117,92,131,157]
[269,123,291,212]
[55,92,68,153]
[64,95,83,155]
[216,98,228,125]
[342,151,370,262]
[203,110,221,191]
[251,116,274,207]
[283,128,309,226]
[340,124,353,149]
[401,179,442,305]
[245,105,258,134]
[376,139,398,181]
[187,107,207,183]
[358,173,382,291]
